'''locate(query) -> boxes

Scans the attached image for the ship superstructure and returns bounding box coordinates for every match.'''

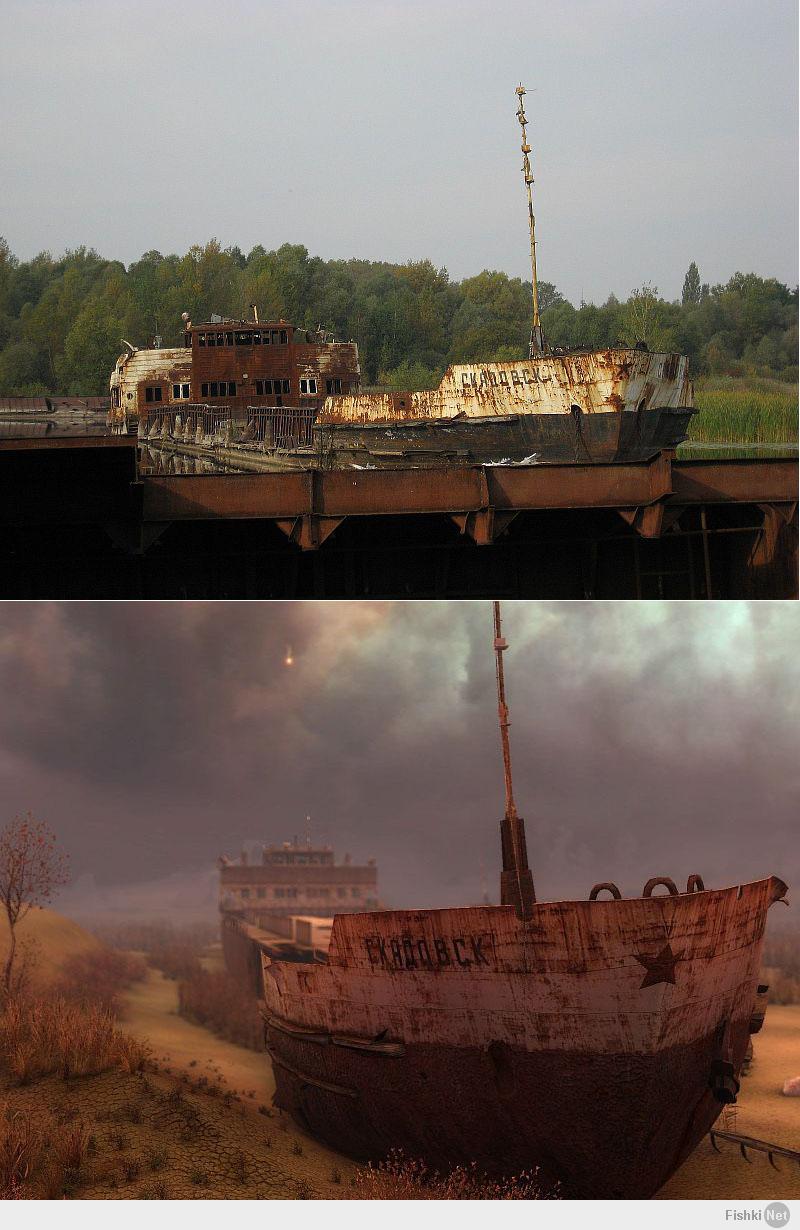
[109,315,360,440]
[218,838,378,921]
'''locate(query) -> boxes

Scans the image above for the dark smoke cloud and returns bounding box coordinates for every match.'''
[0,601,797,917]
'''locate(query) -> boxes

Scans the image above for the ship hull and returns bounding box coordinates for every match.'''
[314,405,694,468]
[261,876,786,1198]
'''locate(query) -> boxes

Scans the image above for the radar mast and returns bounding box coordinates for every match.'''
[516,86,545,357]
[493,601,536,917]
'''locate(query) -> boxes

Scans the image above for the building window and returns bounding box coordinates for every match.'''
[182,383,190,399]
[256,888,265,899]
[172,383,191,400]
[235,331,252,346]
[351,887,361,897]
[326,378,342,394]
[225,331,233,346]
[198,333,206,346]
[210,382,219,396]
[275,888,284,898]
[241,888,250,899]
[227,381,236,396]
[287,887,298,898]
[337,888,346,898]
[280,329,288,344]
[252,331,261,345]
[207,333,216,347]
[201,383,209,397]
[144,386,163,403]
[299,378,317,395]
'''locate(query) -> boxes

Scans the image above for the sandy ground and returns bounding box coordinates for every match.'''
[120,964,799,1200]
[117,963,357,1195]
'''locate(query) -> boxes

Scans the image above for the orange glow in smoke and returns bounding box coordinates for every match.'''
[285,646,294,667]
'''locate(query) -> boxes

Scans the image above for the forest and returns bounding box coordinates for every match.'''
[0,237,797,397]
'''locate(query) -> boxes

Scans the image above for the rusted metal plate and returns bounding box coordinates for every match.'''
[262,876,786,1197]
[318,349,693,425]
[140,456,797,522]
[0,435,135,452]
[671,458,798,505]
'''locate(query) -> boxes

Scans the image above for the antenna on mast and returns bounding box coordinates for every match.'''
[516,85,545,358]
[493,601,536,918]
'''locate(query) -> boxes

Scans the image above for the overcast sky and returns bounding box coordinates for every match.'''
[1,0,796,304]
[0,601,796,920]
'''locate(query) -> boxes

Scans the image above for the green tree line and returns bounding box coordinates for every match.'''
[0,238,796,396]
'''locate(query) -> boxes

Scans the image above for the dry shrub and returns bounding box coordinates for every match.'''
[177,968,263,1050]
[351,1149,556,1200]
[0,996,150,1085]
[53,949,146,1015]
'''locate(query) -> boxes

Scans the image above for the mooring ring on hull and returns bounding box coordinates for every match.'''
[686,874,705,893]
[642,877,679,897]
[588,882,622,900]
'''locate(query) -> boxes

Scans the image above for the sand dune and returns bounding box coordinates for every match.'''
[0,906,102,989]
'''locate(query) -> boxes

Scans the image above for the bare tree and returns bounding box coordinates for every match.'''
[0,813,69,998]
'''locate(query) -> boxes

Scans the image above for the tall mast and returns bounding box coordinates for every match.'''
[493,602,536,918]
[516,85,545,358]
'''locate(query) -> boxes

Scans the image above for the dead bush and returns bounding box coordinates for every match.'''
[177,968,263,1050]
[351,1149,557,1200]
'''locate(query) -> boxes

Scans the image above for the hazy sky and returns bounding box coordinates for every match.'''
[1,0,796,304]
[0,601,796,919]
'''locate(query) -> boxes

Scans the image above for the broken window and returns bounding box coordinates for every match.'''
[326,378,342,394]
[235,331,252,346]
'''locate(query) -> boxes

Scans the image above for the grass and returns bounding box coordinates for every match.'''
[0,996,151,1085]
[0,1099,89,1198]
[681,377,798,457]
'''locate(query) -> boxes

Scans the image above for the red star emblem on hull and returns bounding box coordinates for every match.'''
[634,943,684,988]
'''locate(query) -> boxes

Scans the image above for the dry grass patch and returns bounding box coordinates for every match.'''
[0,996,151,1085]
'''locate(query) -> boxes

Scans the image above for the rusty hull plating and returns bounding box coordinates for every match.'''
[314,348,695,467]
[262,874,787,1198]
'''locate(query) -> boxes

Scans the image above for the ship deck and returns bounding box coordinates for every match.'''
[0,437,796,598]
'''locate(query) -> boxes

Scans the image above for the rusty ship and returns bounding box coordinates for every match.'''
[109,88,695,474]
[311,86,694,469]
[260,602,787,1199]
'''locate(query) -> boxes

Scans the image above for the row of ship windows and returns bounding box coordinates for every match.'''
[198,329,288,347]
[236,886,363,899]
[144,378,345,401]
